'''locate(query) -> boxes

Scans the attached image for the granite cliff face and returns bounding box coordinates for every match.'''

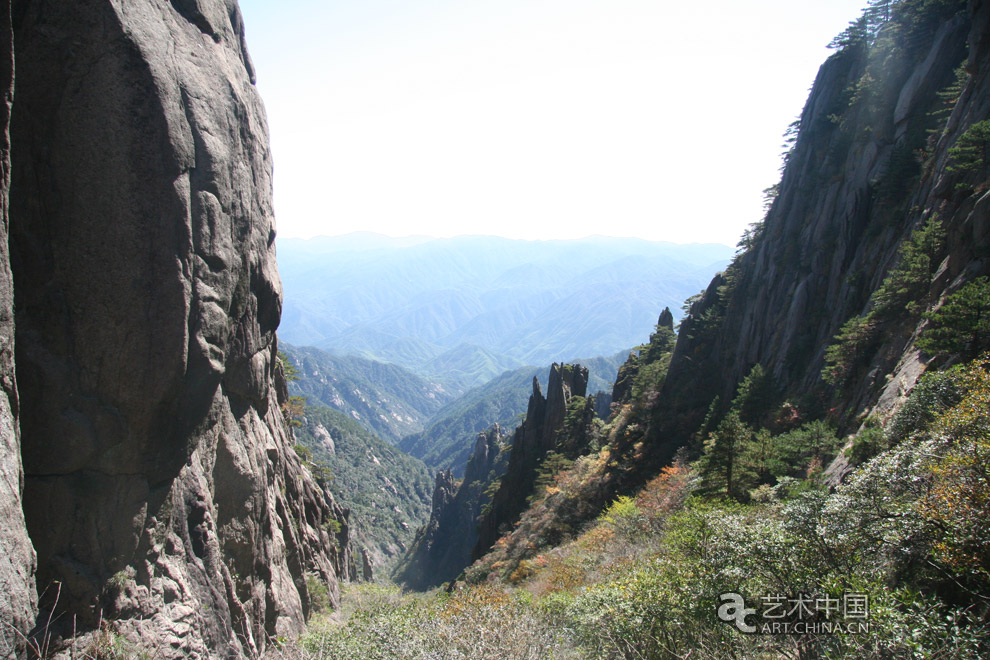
[0,0,347,657]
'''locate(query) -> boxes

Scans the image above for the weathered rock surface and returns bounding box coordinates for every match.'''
[0,1,36,657]
[6,0,346,656]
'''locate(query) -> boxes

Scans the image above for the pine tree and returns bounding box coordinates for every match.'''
[873,215,945,317]
[731,364,776,427]
[948,120,990,179]
[698,411,754,498]
[919,277,990,359]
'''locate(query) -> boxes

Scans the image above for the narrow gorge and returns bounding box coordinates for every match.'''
[3,1,990,659]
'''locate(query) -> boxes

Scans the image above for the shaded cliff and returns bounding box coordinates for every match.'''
[394,425,506,589]
[2,1,349,656]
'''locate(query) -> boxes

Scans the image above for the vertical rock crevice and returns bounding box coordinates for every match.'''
[0,0,36,657]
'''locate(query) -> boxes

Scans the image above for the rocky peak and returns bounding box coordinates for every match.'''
[657,307,674,331]
[431,469,456,513]
[541,363,589,450]
[463,424,502,485]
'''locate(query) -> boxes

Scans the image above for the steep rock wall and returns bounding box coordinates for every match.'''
[8,1,345,656]
[0,1,35,658]
[645,1,985,465]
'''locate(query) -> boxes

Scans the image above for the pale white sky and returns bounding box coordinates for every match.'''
[238,0,868,246]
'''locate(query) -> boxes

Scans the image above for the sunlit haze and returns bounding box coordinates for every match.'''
[238,0,868,246]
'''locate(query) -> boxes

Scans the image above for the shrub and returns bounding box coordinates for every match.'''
[305,573,332,614]
[847,423,885,465]
[598,496,643,539]
[885,366,964,445]
[917,356,990,588]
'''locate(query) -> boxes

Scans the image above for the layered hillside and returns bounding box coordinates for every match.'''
[0,2,350,657]
[283,344,455,444]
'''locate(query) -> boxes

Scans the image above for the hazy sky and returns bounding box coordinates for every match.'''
[238,0,868,246]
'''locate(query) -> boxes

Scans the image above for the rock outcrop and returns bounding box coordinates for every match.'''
[612,307,674,405]
[394,425,505,589]
[1,1,348,656]
[474,364,588,559]
[0,2,36,658]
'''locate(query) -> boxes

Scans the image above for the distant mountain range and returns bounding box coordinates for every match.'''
[277,234,731,387]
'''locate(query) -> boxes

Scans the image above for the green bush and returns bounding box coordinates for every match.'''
[598,496,643,538]
[885,367,964,445]
[305,573,332,614]
[847,423,885,465]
